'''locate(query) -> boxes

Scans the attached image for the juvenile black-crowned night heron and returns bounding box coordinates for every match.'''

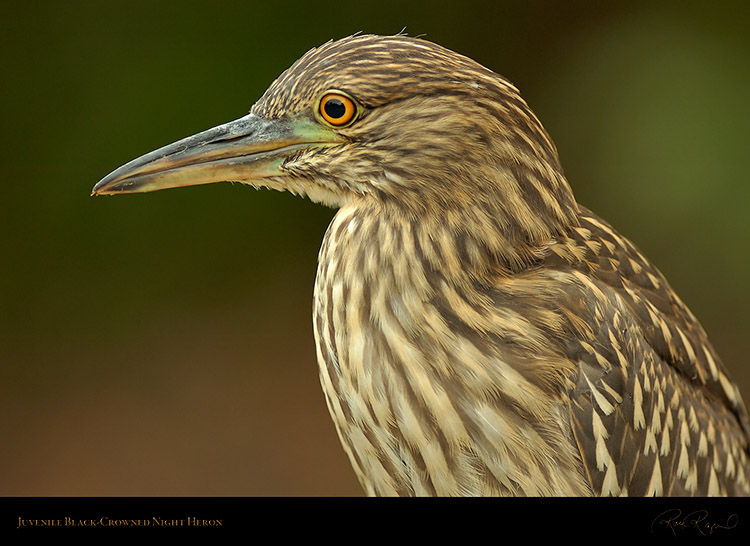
[93,34,750,496]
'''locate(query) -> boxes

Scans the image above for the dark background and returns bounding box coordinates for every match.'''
[1,1,748,496]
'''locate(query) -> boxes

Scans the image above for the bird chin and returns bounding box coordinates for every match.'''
[259,177,350,208]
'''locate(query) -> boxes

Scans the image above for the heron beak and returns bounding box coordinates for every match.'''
[92,114,343,195]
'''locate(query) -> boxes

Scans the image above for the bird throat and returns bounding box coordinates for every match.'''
[311,201,589,495]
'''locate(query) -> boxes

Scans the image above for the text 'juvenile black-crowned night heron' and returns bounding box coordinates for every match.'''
[93,34,750,496]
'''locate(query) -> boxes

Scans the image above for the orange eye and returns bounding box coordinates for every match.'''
[318,92,358,127]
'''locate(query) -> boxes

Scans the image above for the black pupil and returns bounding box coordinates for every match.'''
[324,98,347,120]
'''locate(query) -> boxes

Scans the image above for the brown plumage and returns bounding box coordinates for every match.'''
[93,34,750,496]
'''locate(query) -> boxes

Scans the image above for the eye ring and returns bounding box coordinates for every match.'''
[317,91,358,127]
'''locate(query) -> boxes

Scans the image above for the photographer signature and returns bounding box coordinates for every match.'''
[651,509,738,536]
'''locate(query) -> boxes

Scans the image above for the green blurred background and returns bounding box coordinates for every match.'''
[1,1,748,496]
